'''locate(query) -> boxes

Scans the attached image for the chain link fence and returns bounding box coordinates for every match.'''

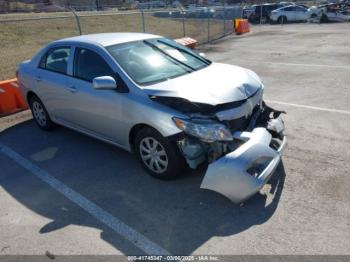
[0,5,242,81]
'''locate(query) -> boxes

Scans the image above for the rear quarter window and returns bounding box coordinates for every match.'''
[39,47,71,75]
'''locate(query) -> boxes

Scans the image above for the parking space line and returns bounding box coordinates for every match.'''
[266,100,350,115]
[0,143,171,256]
[262,62,350,69]
[232,59,350,69]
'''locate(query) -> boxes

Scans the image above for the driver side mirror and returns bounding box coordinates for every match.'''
[92,76,117,90]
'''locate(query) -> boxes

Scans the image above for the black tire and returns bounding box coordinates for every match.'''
[135,127,186,180]
[320,14,329,23]
[277,16,287,24]
[29,95,56,131]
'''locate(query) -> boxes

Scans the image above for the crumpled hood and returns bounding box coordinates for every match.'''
[143,63,263,105]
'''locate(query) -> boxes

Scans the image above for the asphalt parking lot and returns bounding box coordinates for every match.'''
[1,23,349,257]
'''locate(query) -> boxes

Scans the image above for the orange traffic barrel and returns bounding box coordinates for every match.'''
[235,19,250,35]
[0,78,28,116]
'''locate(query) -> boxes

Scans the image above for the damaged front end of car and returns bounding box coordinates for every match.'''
[200,106,287,203]
[149,83,287,203]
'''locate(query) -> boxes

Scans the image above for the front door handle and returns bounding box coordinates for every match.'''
[67,86,77,93]
[35,76,41,82]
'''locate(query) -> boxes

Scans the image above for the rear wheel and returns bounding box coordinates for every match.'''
[135,127,185,180]
[277,16,287,24]
[29,95,55,131]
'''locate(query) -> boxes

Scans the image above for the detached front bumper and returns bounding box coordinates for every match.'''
[200,118,287,203]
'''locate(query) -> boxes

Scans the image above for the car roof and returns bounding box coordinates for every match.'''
[277,4,295,9]
[54,32,161,47]
[258,3,282,6]
[253,3,283,7]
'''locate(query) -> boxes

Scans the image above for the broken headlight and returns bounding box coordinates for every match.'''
[173,117,233,142]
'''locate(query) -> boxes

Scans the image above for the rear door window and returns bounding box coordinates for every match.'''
[284,6,295,11]
[266,5,280,12]
[295,6,306,12]
[39,47,70,74]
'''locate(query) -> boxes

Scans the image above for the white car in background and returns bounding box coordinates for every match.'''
[270,5,309,23]
[308,3,350,22]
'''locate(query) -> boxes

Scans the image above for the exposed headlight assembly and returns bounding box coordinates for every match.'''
[173,117,233,142]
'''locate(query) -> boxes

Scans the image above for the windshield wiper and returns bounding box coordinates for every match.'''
[143,40,196,72]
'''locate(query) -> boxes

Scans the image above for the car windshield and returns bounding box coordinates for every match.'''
[106,38,211,85]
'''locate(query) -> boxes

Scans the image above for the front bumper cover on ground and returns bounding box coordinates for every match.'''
[200,119,287,203]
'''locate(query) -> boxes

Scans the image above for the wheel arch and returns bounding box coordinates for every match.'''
[129,123,157,152]
[26,90,38,104]
[278,15,287,22]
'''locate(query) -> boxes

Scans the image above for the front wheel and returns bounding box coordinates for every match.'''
[135,127,185,180]
[320,14,329,23]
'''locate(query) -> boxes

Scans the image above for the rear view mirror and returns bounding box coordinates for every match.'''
[93,76,117,90]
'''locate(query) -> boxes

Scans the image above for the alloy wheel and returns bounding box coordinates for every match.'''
[32,101,47,127]
[139,137,168,174]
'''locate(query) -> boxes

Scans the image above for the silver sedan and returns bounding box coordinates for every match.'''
[18,33,287,203]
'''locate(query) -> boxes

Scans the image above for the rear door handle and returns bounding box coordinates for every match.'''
[67,86,77,93]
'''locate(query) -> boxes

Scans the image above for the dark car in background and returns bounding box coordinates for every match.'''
[246,3,286,23]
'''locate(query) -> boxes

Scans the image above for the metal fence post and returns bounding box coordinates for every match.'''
[223,6,226,36]
[141,10,146,33]
[240,4,244,33]
[207,14,210,43]
[182,12,186,37]
[71,9,82,35]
